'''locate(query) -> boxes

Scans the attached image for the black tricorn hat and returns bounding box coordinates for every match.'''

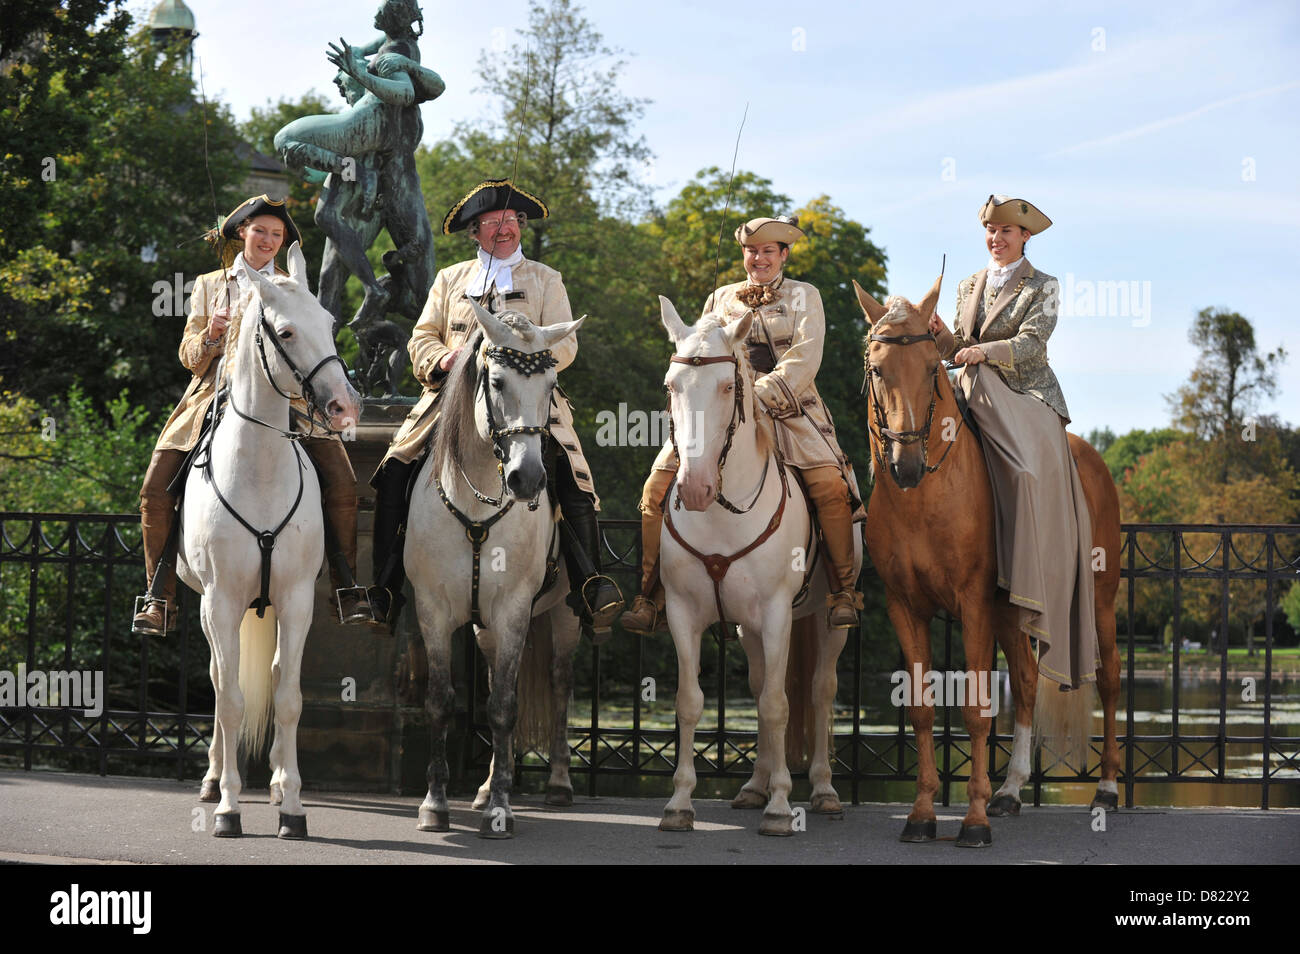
[442,179,548,235]
[219,194,302,246]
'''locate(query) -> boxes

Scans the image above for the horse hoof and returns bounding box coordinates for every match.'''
[956,823,993,848]
[212,813,242,838]
[899,819,937,843]
[758,812,794,837]
[417,808,450,832]
[471,793,489,812]
[987,794,1021,817]
[544,785,573,808]
[277,812,307,840]
[1090,789,1119,812]
[730,788,768,810]
[478,812,514,839]
[809,792,843,815]
[198,779,220,803]
[269,782,283,806]
[659,809,694,832]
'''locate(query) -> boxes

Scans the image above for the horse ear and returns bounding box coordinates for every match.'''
[469,298,510,345]
[917,273,943,322]
[659,296,690,343]
[286,242,307,284]
[538,316,585,348]
[852,280,887,326]
[725,311,754,349]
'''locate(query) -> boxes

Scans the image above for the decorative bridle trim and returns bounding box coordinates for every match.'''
[864,330,964,481]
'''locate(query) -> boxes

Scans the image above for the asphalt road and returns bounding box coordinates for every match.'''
[1,769,1296,865]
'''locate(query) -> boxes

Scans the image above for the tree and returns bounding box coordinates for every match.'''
[1102,427,1182,484]
[1085,426,1116,455]
[1167,307,1287,483]
[0,21,246,417]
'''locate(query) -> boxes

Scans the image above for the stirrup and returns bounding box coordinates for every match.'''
[583,573,624,622]
[335,585,376,625]
[132,595,174,636]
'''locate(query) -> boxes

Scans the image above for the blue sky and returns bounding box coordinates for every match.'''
[167,0,1299,439]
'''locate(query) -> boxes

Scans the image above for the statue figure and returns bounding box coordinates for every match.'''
[273,0,442,397]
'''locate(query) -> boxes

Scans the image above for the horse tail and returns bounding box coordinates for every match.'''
[784,615,821,772]
[1033,672,1093,774]
[514,615,555,754]
[237,607,278,756]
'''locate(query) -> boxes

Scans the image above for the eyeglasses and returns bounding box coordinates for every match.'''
[476,212,526,229]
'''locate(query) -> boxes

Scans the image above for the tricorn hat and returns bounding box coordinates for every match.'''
[735,215,805,247]
[442,179,549,235]
[219,194,302,246]
[978,195,1051,235]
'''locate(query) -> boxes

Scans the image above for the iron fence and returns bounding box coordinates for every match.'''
[2,512,1298,808]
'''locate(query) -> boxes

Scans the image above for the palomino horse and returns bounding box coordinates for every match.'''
[405,302,585,839]
[656,297,862,836]
[854,275,1121,847]
[177,243,359,838]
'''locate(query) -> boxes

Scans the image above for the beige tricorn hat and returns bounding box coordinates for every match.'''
[978,195,1052,235]
[735,215,805,247]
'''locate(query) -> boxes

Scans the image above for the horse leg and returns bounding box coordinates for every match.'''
[472,659,494,811]
[199,651,222,803]
[991,597,1035,817]
[956,607,997,848]
[756,602,796,837]
[268,660,284,807]
[204,599,245,837]
[809,616,849,814]
[545,606,580,807]
[888,598,939,842]
[479,617,528,839]
[731,626,770,809]
[416,608,455,833]
[661,605,704,832]
[1092,592,1122,811]
[270,589,312,839]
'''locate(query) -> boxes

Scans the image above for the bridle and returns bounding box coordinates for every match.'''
[864,330,964,482]
[435,342,558,627]
[226,299,353,441]
[665,353,769,515]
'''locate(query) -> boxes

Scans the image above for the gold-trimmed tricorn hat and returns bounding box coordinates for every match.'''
[734,214,805,247]
[442,179,549,235]
[218,194,302,245]
[978,195,1052,235]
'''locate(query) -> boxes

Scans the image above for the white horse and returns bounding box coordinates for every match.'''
[656,296,862,836]
[405,302,585,839]
[177,243,359,839]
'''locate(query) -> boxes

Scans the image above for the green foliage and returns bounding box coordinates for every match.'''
[1085,426,1116,455]
[1283,582,1300,635]
[1102,427,1182,484]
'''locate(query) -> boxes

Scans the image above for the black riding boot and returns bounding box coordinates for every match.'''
[554,452,624,641]
[369,457,415,634]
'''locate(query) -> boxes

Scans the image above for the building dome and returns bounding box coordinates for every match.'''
[148,0,196,34]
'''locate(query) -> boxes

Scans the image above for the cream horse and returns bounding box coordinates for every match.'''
[656,297,861,836]
[178,243,359,839]
[405,303,585,839]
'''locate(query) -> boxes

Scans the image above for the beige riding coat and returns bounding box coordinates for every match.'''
[652,277,863,516]
[380,256,599,505]
[154,265,324,453]
[934,259,1069,421]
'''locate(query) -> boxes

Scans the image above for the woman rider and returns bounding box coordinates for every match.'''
[132,195,370,634]
[928,195,1098,688]
[621,215,866,634]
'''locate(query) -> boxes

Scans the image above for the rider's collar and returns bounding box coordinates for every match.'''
[737,272,785,308]
[229,252,276,289]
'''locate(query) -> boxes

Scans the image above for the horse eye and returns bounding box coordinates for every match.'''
[491,377,504,390]
[278,329,293,340]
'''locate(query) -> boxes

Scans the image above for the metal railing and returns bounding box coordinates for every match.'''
[3,513,1298,807]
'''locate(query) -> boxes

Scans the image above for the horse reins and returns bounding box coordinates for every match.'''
[864,330,964,480]
[662,350,792,625]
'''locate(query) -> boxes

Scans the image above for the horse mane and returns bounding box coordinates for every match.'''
[690,313,775,460]
[431,328,486,482]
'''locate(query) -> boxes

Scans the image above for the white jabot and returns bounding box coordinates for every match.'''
[230,252,276,292]
[466,246,525,298]
[985,255,1025,291]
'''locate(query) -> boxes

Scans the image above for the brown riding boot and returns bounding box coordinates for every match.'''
[619,467,674,636]
[133,448,186,636]
[305,438,372,625]
[804,465,863,629]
